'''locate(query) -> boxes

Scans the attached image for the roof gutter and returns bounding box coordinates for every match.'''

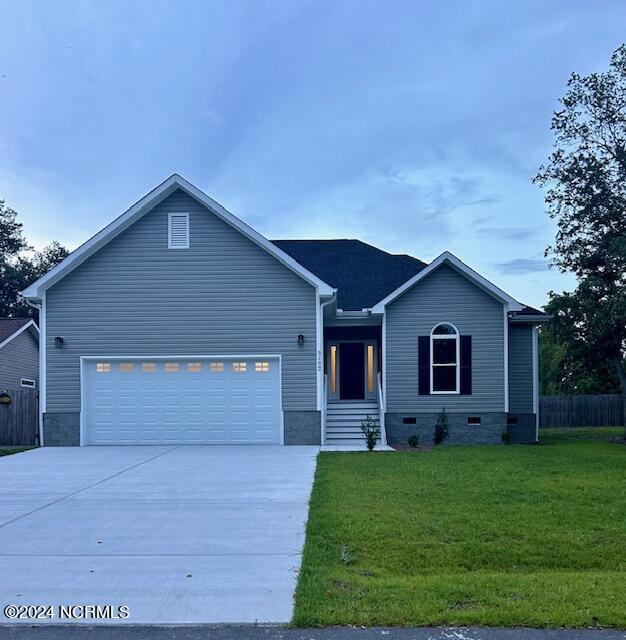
[320,291,338,316]
[336,309,371,318]
[509,314,553,323]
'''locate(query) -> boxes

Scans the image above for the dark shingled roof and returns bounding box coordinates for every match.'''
[0,318,33,344]
[513,305,546,316]
[272,239,427,310]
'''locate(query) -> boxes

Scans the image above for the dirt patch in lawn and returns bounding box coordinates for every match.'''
[391,444,434,452]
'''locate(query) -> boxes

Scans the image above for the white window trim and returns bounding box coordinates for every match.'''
[168,212,190,249]
[20,378,36,388]
[430,322,460,395]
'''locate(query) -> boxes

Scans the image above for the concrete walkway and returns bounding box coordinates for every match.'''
[0,445,318,624]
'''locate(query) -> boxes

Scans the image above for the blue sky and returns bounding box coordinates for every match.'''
[1,1,624,308]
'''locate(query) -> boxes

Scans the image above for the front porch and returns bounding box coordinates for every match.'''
[321,324,387,446]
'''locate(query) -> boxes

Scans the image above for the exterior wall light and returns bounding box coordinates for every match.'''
[297,334,304,347]
[55,336,64,348]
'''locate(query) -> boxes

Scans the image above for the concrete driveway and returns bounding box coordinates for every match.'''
[0,445,318,624]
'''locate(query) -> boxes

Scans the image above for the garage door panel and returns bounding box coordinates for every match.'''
[83,357,281,445]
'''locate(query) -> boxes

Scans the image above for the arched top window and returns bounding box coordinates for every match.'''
[431,322,458,336]
[430,322,460,393]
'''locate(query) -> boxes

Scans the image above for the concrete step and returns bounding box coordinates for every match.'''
[325,437,381,444]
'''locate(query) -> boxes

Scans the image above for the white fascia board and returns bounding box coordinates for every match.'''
[22,174,335,299]
[509,314,552,323]
[370,251,524,313]
[0,319,39,351]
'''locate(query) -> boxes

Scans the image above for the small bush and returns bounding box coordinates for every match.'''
[361,415,380,451]
[501,431,512,444]
[339,544,356,565]
[407,434,420,448]
[433,408,449,445]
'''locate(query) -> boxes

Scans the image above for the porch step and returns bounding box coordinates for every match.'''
[323,439,376,447]
[326,429,380,438]
[326,408,378,415]
[325,403,380,445]
[326,419,378,428]
[327,412,379,423]
[327,402,378,409]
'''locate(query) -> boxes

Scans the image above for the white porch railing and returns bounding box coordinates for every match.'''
[377,371,387,445]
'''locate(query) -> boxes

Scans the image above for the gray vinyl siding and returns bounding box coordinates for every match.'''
[385,264,505,412]
[45,189,317,413]
[0,329,39,390]
[508,323,534,413]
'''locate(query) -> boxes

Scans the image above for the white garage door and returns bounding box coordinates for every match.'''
[82,357,281,445]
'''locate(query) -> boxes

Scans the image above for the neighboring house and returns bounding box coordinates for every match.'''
[0,318,39,391]
[22,174,549,447]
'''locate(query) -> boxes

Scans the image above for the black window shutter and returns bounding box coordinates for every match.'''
[460,335,472,395]
[418,336,430,395]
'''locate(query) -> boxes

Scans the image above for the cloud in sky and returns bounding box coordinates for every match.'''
[0,0,619,306]
[476,226,540,242]
[495,258,551,275]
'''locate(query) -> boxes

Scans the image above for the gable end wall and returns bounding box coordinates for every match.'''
[0,330,39,390]
[385,264,505,413]
[45,190,318,417]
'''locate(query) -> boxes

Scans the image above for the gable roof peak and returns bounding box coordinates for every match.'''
[21,175,335,300]
[0,317,39,349]
[371,250,523,312]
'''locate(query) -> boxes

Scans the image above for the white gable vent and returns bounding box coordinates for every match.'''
[168,212,189,249]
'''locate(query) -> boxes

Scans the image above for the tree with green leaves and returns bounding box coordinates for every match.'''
[535,44,626,426]
[0,199,68,319]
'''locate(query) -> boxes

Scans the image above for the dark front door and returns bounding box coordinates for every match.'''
[339,343,365,400]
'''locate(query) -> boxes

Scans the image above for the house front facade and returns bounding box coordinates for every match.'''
[22,174,548,447]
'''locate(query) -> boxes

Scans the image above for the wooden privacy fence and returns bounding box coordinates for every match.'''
[540,394,624,428]
[0,388,39,446]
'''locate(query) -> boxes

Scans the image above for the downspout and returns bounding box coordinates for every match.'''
[24,298,41,313]
[319,292,338,446]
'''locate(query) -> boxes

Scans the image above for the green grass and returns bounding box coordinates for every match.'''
[540,426,624,444]
[0,446,34,457]
[293,429,625,628]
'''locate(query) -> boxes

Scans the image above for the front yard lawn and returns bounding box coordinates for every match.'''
[0,446,34,457]
[293,427,625,627]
